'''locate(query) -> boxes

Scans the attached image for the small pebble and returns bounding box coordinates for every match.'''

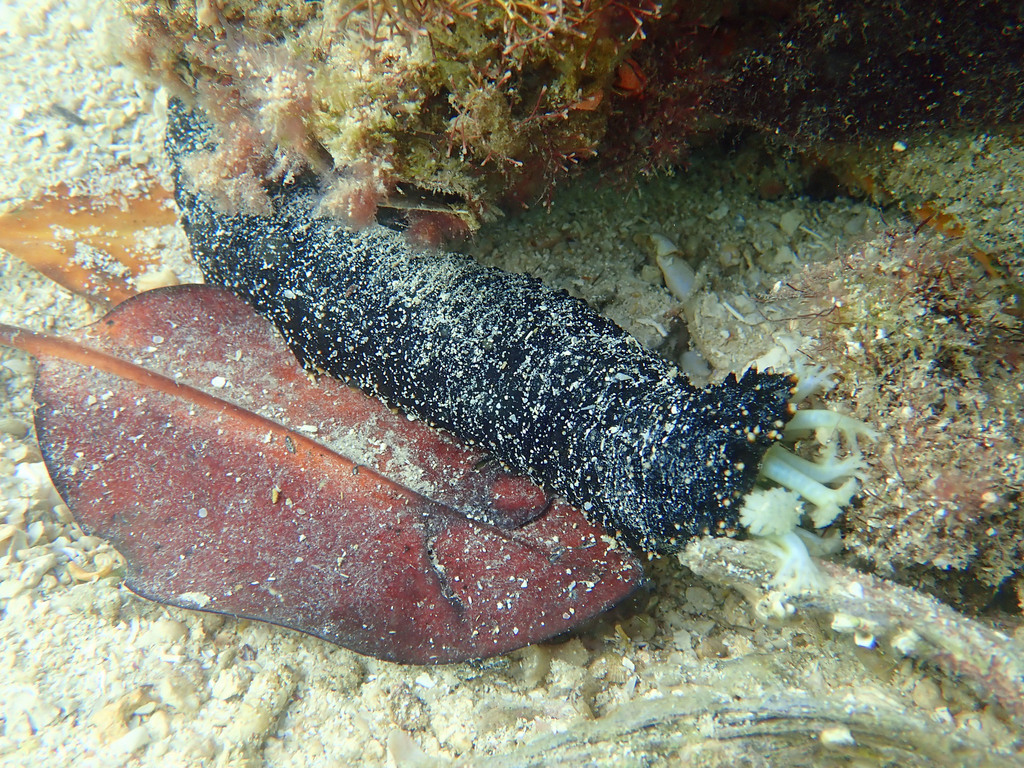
[109,724,152,755]
[912,677,943,709]
[157,673,202,713]
[685,586,715,613]
[20,553,57,587]
[0,418,30,438]
[141,618,188,645]
[135,266,179,291]
[0,578,27,600]
[511,646,550,688]
[779,210,804,236]
[708,203,730,221]
[819,726,855,747]
[210,667,252,700]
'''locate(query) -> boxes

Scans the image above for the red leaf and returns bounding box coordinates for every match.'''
[0,285,643,663]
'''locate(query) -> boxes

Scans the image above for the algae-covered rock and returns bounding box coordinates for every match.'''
[120,0,685,233]
[120,1,1024,244]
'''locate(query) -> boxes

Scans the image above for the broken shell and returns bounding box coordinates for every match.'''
[650,234,697,301]
[66,559,113,583]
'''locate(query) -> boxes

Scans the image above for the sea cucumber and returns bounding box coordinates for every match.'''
[166,99,796,552]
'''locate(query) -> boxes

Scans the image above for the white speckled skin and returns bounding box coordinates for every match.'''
[168,101,795,552]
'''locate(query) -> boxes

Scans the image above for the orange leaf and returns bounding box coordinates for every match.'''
[0,184,177,305]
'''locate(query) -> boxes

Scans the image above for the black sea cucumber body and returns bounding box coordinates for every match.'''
[167,100,795,552]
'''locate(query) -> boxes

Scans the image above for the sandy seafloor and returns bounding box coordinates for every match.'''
[1,1,1023,766]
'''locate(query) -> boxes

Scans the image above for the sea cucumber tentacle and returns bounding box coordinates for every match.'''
[167,100,796,552]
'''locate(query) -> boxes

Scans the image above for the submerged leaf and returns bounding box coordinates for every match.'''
[0,285,643,664]
[0,185,177,305]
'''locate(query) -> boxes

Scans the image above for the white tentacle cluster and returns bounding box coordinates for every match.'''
[738,391,876,592]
